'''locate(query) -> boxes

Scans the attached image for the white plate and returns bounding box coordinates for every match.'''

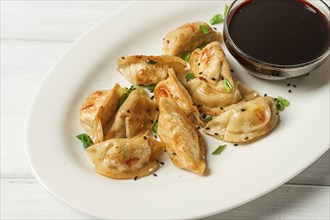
[26,1,329,219]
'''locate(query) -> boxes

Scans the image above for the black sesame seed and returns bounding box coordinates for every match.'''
[274,98,278,101]
[244,137,249,140]
[220,107,224,110]
[293,84,297,88]
[230,69,234,72]
[151,120,154,124]
[197,105,202,107]
[197,126,201,129]
[127,110,131,113]
[288,90,292,93]
[160,162,164,165]
[264,94,267,97]
[147,108,150,113]
[154,135,157,139]
[214,27,218,30]
[121,57,125,59]
[211,77,216,81]
[202,114,207,119]
[241,108,246,111]
[173,152,177,156]
[221,76,224,80]
[134,176,138,180]
[287,83,291,86]
[156,108,159,111]
[214,133,219,136]
[206,127,210,130]
[199,72,203,75]
[143,136,147,140]
[151,95,154,99]
[198,63,201,66]
[234,143,238,146]
[153,173,158,177]
[167,40,170,44]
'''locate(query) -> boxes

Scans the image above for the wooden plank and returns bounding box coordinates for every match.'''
[1,179,329,220]
[1,1,131,42]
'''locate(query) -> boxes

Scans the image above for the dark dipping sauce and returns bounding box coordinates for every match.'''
[228,0,330,66]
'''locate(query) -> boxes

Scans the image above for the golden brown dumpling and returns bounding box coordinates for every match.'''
[190,42,231,84]
[158,97,206,175]
[154,68,203,125]
[117,55,186,85]
[80,84,126,143]
[162,22,222,56]
[106,89,157,139]
[204,97,279,143]
[87,136,164,179]
[185,42,245,115]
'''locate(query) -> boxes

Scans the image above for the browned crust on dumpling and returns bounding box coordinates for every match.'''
[162,22,222,56]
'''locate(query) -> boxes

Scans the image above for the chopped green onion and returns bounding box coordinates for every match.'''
[153,120,158,134]
[210,14,224,25]
[147,84,156,93]
[185,73,196,82]
[147,60,157,65]
[276,96,290,111]
[209,4,229,25]
[212,145,226,155]
[224,4,229,16]
[200,25,209,35]
[223,79,233,92]
[204,115,213,123]
[180,52,191,63]
[76,133,92,149]
[117,85,139,109]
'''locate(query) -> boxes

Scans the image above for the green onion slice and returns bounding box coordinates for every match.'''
[223,79,233,92]
[147,60,157,64]
[224,4,229,16]
[180,52,191,63]
[185,73,196,82]
[153,120,158,134]
[200,25,209,35]
[147,84,156,93]
[76,133,92,149]
[210,14,224,25]
[276,96,290,111]
[204,115,213,123]
[212,145,226,155]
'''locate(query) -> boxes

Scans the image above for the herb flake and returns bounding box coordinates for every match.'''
[76,133,92,149]
[200,25,209,35]
[185,73,196,82]
[276,96,290,111]
[180,52,191,63]
[212,145,226,155]
[223,79,233,92]
[204,115,213,123]
[147,84,156,93]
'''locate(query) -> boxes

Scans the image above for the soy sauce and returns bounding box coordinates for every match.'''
[228,0,330,65]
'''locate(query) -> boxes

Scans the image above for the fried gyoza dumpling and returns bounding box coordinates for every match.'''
[87,136,164,179]
[204,97,278,143]
[154,68,203,125]
[158,97,206,175]
[106,89,157,139]
[117,55,186,85]
[162,22,222,56]
[184,42,244,115]
[190,42,231,84]
[80,84,126,143]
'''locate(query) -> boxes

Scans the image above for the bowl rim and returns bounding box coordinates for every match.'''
[223,0,330,70]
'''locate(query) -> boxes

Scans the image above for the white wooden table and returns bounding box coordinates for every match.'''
[1,1,329,219]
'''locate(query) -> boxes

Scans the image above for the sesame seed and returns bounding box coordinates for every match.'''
[134,176,138,180]
[121,57,125,59]
[288,90,292,93]
[293,84,297,88]
[153,173,158,177]
[206,127,210,130]
[234,144,238,146]
[173,152,176,156]
[241,108,246,111]
[143,136,147,140]
[151,95,154,99]
[287,83,291,86]
[199,72,203,75]
[244,137,249,140]
[211,77,216,81]
[264,93,267,97]
[214,133,219,136]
